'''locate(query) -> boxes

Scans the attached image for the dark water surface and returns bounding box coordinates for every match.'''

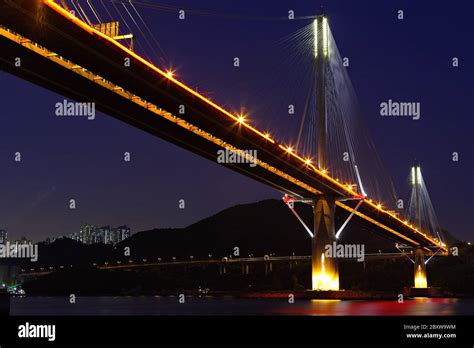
[9,296,474,316]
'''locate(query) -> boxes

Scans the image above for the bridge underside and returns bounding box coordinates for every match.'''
[0,0,445,252]
[0,35,312,199]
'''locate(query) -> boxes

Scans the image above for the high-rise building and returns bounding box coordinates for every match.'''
[0,230,7,244]
[64,224,131,245]
[110,227,118,244]
[116,225,131,242]
[80,224,100,244]
[101,226,112,244]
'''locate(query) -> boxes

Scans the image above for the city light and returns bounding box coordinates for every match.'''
[166,70,174,78]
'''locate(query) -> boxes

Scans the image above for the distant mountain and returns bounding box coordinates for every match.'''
[115,199,396,260]
[7,199,460,267]
[440,229,461,246]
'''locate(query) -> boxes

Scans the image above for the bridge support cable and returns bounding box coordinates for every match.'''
[70,0,87,23]
[354,164,367,197]
[86,0,102,23]
[408,164,445,245]
[120,1,162,63]
[283,195,314,238]
[103,0,151,59]
[335,199,363,239]
[74,0,93,25]
[395,244,415,264]
[69,0,168,66]
[127,0,168,66]
[325,28,399,207]
[99,0,116,22]
[267,17,401,209]
[425,247,442,265]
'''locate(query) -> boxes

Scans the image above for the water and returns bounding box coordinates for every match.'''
[9,296,474,316]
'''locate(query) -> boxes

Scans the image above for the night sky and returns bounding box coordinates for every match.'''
[0,0,472,242]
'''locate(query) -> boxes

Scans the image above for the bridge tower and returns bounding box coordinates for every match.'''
[311,15,339,290]
[411,164,427,288]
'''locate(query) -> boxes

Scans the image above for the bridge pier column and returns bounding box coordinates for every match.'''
[312,195,339,290]
[414,247,427,288]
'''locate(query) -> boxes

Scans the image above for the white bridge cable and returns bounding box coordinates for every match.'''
[86,0,102,23]
[128,0,168,65]
[108,0,152,60]
[74,0,93,25]
[70,0,87,23]
[105,0,319,21]
[325,28,399,207]
[63,0,153,61]
[99,0,116,22]
[120,1,164,65]
[336,199,363,239]
[82,0,170,67]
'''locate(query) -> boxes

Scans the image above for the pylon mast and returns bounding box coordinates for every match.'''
[315,15,329,170]
[311,16,338,291]
[412,164,421,229]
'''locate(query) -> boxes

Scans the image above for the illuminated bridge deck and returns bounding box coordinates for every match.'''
[0,0,446,253]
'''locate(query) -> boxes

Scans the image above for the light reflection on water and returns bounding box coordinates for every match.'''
[10,296,472,316]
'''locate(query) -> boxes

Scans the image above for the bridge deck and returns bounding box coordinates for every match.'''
[0,0,446,252]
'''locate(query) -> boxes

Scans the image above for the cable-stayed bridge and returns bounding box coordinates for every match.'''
[0,0,449,291]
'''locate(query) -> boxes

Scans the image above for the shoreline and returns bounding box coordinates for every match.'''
[8,289,474,300]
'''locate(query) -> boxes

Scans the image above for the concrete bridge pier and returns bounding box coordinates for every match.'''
[312,195,339,290]
[311,16,339,291]
[414,247,427,288]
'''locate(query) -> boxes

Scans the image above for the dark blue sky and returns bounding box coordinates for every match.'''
[0,0,472,242]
